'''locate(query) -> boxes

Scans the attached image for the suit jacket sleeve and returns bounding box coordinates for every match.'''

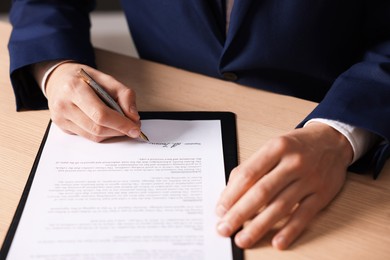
[8,0,96,110]
[298,3,390,178]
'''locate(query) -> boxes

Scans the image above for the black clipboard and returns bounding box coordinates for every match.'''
[1,111,243,260]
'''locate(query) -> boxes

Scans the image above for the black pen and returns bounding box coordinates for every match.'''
[78,68,149,142]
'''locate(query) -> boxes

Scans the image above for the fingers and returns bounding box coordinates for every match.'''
[82,69,140,122]
[45,63,141,142]
[216,140,286,217]
[272,195,324,250]
[215,128,349,250]
[216,163,298,236]
[117,88,140,122]
[57,118,118,143]
[72,78,141,137]
[217,170,311,247]
[58,104,125,142]
[232,179,311,248]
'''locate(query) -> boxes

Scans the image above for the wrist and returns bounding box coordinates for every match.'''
[305,122,354,166]
[31,60,75,97]
[304,118,380,164]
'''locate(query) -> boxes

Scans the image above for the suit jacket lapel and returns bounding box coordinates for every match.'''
[224,0,253,49]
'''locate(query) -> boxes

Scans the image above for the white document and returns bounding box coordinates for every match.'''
[7,120,233,260]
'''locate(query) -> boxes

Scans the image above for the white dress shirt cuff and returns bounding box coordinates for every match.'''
[304,118,379,164]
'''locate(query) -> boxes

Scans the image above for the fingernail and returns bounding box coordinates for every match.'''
[217,221,232,236]
[236,232,252,247]
[273,236,286,250]
[128,129,140,138]
[216,204,227,217]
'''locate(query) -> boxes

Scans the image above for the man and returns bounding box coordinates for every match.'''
[8,0,390,250]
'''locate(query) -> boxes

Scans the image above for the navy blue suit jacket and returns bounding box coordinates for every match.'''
[8,0,390,177]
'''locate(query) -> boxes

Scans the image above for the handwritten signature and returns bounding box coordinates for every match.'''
[148,142,201,148]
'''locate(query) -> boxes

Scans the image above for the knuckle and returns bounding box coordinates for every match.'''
[90,109,108,124]
[89,135,105,143]
[273,198,290,214]
[63,81,78,94]
[49,98,67,113]
[65,79,87,99]
[272,136,291,151]
[228,210,246,228]
[122,87,136,98]
[240,167,258,183]
[50,113,61,124]
[253,183,272,201]
[288,154,305,170]
[50,110,67,125]
[245,219,267,239]
[89,123,105,136]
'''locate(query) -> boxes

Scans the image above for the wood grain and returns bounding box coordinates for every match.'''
[1,22,389,259]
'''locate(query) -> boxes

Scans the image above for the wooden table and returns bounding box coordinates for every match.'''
[1,21,389,259]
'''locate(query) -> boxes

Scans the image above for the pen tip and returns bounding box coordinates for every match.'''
[140,132,149,142]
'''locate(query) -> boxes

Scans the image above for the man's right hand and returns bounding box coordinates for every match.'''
[32,61,141,142]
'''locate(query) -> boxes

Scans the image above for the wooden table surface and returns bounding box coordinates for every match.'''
[1,21,389,259]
